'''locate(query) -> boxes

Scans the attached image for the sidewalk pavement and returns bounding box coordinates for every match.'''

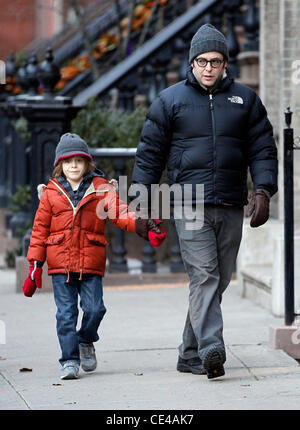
[0,268,300,411]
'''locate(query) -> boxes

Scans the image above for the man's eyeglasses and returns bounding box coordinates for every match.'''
[195,57,224,68]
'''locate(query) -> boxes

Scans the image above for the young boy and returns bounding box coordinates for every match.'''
[23,133,165,379]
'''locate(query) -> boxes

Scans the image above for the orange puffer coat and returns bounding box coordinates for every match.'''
[27,176,136,278]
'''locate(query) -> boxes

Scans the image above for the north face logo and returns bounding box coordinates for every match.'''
[228,96,244,104]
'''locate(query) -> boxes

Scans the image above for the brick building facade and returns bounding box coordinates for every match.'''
[0,0,37,60]
[0,0,96,61]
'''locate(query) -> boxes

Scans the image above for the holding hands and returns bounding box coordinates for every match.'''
[135,218,166,247]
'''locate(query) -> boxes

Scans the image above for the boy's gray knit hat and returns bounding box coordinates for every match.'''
[54,133,92,166]
[189,23,229,63]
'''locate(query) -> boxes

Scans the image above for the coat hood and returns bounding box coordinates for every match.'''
[37,167,116,200]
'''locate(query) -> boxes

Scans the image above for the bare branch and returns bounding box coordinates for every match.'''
[120,0,136,60]
[113,0,124,49]
[137,0,160,48]
[67,0,100,79]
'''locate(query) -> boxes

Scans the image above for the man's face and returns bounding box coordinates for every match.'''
[191,51,227,88]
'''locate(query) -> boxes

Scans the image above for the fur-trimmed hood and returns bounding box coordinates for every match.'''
[37,177,118,200]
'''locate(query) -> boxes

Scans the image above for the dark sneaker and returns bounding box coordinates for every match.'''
[202,346,226,379]
[177,356,206,375]
[79,343,97,372]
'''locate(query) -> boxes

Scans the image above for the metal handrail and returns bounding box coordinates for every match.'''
[73,0,218,106]
[26,0,116,63]
[55,0,129,66]
[89,147,137,158]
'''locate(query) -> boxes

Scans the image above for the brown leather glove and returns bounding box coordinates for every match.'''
[135,218,163,241]
[246,189,270,228]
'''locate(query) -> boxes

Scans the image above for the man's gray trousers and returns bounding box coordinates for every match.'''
[175,205,244,361]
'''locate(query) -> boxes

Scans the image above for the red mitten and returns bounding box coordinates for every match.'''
[22,261,43,297]
[148,219,166,247]
[23,278,37,297]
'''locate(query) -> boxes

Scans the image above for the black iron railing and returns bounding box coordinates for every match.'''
[283,107,300,325]
[73,0,260,106]
[58,0,205,97]
[284,107,294,324]
[73,0,219,106]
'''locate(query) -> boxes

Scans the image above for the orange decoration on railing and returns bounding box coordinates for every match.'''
[96,33,119,53]
[55,0,169,90]
[71,54,90,72]
[54,80,66,90]
[132,7,151,31]
[144,0,168,7]
[60,65,79,80]
[1,76,21,95]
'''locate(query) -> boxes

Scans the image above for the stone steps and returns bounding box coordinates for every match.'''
[237,264,273,311]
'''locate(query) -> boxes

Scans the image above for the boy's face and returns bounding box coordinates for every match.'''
[62,156,87,184]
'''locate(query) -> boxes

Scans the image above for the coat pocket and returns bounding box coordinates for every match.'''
[45,232,65,245]
[84,232,107,271]
[85,232,108,246]
[44,232,65,269]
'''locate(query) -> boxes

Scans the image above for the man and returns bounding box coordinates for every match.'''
[131,24,278,379]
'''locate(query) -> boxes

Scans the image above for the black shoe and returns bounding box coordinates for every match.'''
[202,346,226,379]
[177,356,207,375]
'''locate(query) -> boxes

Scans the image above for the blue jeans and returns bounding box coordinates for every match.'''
[52,274,106,366]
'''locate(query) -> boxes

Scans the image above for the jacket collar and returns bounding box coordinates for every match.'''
[55,167,104,206]
[185,66,234,94]
[48,169,106,196]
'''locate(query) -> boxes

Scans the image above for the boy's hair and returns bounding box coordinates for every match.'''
[52,157,95,178]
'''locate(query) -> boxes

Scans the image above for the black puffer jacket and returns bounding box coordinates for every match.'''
[132,67,278,206]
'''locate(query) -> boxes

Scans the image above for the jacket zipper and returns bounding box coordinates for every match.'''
[75,187,104,282]
[50,179,80,281]
[49,179,105,281]
[49,179,105,218]
[49,179,77,220]
[209,93,217,205]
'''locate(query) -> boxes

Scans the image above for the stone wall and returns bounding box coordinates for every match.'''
[260,0,300,224]
[237,0,300,317]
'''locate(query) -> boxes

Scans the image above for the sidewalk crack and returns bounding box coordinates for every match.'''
[0,371,32,409]
[227,345,259,381]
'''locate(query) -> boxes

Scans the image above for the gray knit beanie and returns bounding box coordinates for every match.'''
[54,133,92,166]
[189,23,229,63]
